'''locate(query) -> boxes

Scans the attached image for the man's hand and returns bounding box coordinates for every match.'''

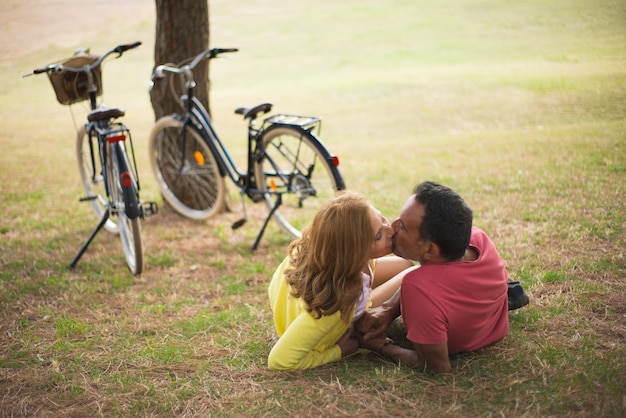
[355,307,393,341]
[357,287,402,340]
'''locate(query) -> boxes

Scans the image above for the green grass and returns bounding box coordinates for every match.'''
[1,0,625,416]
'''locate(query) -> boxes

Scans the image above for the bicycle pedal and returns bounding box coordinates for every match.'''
[79,195,97,202]
[247,191,265,203]
[232,218,247,230]
[141,201,159,218]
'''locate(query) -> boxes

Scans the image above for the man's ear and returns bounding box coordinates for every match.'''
[422,241,441,262]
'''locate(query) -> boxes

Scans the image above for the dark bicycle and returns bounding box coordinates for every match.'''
[25,42,157,274]
[148,48,345,249]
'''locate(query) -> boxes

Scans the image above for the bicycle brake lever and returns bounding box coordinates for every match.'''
[113,41,142,56]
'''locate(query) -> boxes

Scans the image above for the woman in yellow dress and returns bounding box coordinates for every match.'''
[268,192,413,370]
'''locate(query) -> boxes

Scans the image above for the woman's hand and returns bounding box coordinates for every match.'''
[337,328,359,357]
[356,333,389,354]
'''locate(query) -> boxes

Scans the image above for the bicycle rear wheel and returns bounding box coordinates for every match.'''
[76,124,118,234]
[254,125,344,238]
[110,142,143,275]
[148,116,225,220]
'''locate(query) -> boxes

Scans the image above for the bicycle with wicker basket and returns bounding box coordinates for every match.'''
[149,48,345,249]
[24,42,157,275]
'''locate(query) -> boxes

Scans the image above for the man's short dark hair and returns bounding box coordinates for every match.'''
[414,181,473,261]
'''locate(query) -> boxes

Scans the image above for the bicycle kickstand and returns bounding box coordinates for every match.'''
[231,190,248,230]
[251,193,282,251]
[69,210,110,269]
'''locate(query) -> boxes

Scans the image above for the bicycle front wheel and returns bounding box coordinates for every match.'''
[110,142,143,275]
[148,116,225,220]
[254,125,344,238]
[76,124,119,234]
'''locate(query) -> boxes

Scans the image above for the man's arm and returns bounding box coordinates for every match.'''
[360,337,451,373]
[413,342,450,373]
[356,287,402,340]
[336,328,359,357]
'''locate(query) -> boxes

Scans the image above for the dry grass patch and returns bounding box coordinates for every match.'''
[2,0,626,416]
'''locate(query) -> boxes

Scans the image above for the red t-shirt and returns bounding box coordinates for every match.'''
[401,227,509,354]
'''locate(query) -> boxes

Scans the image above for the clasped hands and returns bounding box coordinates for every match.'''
[337,306,394,357]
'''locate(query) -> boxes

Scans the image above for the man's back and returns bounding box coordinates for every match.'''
[401,227,509,354]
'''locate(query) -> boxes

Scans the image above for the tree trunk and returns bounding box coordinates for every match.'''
[150,0,210,120]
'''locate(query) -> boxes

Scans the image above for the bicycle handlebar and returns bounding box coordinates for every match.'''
[113,41,142,55]
[152,47,238,81]
[24,41,142,77]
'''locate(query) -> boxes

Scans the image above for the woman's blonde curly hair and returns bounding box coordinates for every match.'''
[285,192,373,323]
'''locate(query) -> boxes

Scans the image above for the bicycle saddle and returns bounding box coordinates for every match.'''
[235,102,273,120]
[87,107,125,122]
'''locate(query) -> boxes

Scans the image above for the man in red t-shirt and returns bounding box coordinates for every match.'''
[357,181,510,373]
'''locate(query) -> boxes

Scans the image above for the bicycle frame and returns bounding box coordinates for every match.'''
[150,47,345,249]
[180,94,345,249]
[86,122,141,217]
[182,94,331,198]
[82,67,142,203]
[183,96,240,184]
[69,99,147,270]
[154,47,338,200]
[26,41,156,272]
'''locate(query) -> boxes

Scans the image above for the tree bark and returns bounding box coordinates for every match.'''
[150,0,210,120]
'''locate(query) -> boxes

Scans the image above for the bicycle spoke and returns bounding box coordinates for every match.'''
[149,117,225,219]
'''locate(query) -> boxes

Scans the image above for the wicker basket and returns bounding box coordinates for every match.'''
[47,54,103,105]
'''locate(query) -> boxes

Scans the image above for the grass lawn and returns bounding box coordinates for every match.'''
[1,0,625,416]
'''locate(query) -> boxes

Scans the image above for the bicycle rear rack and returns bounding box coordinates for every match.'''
[264,114,321,133]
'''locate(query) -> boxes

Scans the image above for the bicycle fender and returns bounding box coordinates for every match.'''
[113,143,140,219]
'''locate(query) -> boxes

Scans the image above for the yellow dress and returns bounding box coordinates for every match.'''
[267,257,374,370]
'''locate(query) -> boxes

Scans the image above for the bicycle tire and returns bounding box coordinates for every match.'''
[111,142,143,275]
[148,116,225,220]
[76,124,119,234]
[254,125,345,238]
